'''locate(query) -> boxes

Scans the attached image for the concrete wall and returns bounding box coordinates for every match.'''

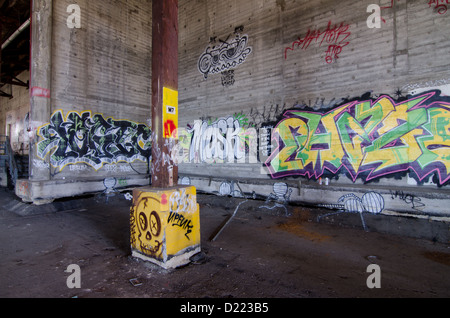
[52,0,152,120]
[50,0,152,178]
[16,0,153,203]
[177,0,450,218]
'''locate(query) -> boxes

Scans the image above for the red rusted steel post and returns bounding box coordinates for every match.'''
[151,0,179,188]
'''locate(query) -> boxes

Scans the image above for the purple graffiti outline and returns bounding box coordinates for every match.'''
[265,91,450,185]
[265,102,357,180]
[407,100,450,185]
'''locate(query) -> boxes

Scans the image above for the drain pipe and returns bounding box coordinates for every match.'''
[1,18,31,50]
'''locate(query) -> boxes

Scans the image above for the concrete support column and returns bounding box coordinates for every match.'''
[15,0,52,203]
[130,185,201,269]
[29,0,52,182]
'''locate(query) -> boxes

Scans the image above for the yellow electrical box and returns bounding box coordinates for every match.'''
[130,185,201,269]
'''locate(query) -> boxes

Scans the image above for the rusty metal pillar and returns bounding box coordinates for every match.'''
[131,0,201,269]
[151,0,179,188]
[0,22,2,87]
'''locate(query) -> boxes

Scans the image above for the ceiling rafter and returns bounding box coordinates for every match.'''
[0,0,30,99]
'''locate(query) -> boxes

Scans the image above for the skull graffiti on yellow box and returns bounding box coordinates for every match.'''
[130,185,201,269]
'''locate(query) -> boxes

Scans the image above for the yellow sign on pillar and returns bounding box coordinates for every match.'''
[130,185,200,269]
[163,87,178,139]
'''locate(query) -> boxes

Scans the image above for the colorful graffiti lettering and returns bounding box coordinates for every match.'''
[284,21,351,64]
[37,110,152,171]
[266,91,450,186]
[178,115,258,164]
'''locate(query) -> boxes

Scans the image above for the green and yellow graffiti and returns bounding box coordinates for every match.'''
[266,91,450,185]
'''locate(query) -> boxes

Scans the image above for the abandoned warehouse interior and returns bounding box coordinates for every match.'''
[0,0,449,298]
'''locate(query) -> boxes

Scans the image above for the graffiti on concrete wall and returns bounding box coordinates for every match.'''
[266,91,450,186]
[260,182,293,216]
[173,104,293,164]
[390,190,425,211]
[178,115,258,164]
[217,180,256,199]
[259,126,274,157]
[321,192,385,214]
[428,0,449,14]
[198,32,252,79]
[37,110,152,171]
[318,191,385,230]
[248,104,288,127]
[221,70,236,87]
[284,20,351,64]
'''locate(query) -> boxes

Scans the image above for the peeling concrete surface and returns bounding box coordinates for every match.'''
[0,188,449,299]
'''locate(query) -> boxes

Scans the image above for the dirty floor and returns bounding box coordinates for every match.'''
[0,187,449,301]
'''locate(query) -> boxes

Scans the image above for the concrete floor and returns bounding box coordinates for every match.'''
[0,187,449,299]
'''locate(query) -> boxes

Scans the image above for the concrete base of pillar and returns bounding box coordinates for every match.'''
[132,246,201,270]
[130,185,201,269]
[15,175,150,204]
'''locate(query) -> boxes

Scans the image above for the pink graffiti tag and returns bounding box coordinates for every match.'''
[380,0,398,23]
[284,21,351,64]
[429,0,449,14]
